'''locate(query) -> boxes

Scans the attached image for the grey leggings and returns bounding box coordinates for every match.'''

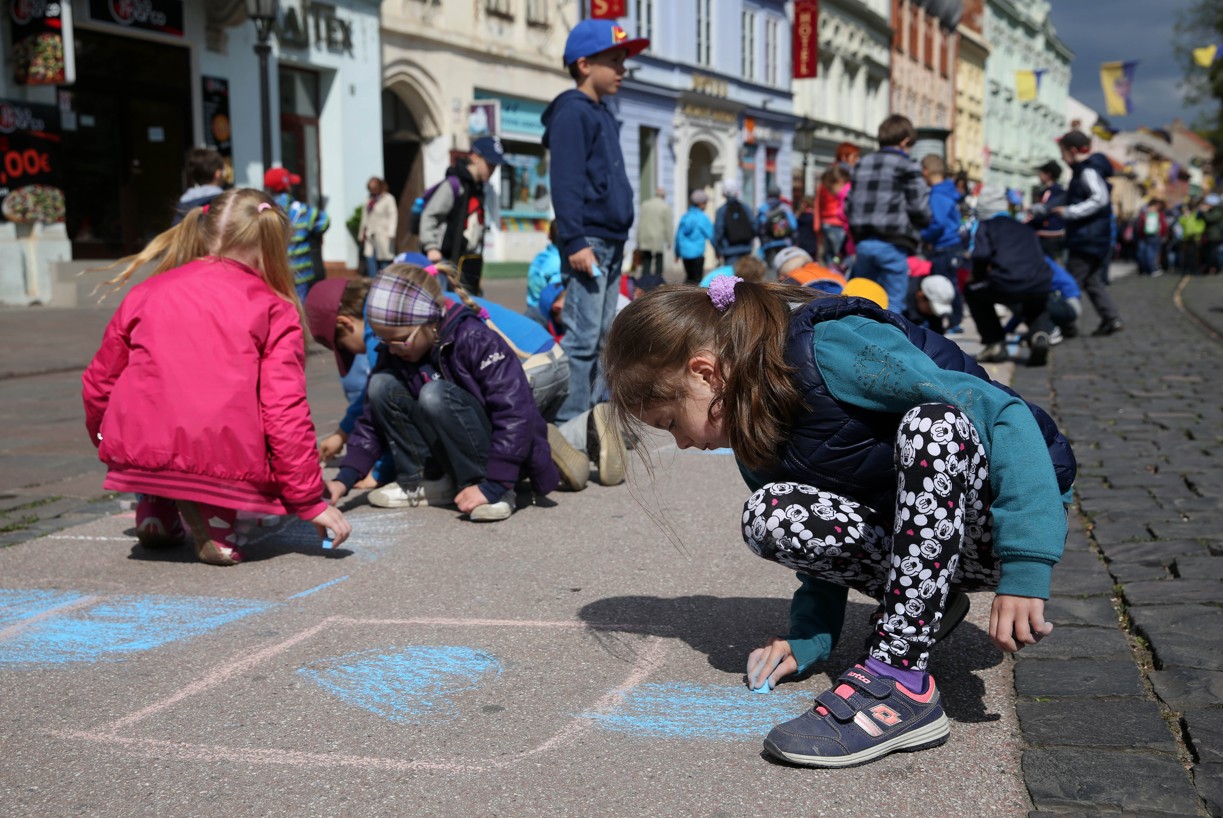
[742,404,1000,671]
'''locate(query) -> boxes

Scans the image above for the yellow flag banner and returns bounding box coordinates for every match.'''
[1194,44,1220,68]
[1015,70,1038,102]
[1100,61,1137,116]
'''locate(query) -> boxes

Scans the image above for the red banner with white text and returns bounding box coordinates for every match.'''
[793,0,819,79]
[590,0,626,19]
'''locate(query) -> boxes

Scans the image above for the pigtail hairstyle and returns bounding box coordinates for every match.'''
[604,281,820,472]
[430,262,485,317]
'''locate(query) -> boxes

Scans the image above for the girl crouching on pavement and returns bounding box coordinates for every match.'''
[324,263,559,521]
[603,277,1075,767]
[82,188,351,565]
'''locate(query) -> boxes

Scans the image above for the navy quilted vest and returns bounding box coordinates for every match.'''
[750,297,1077,516]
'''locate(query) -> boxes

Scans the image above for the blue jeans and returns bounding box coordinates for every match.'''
[365,256,390,278]
[557,236,623,423]
[1136,237,1161,274]
[821,225,847,266]
[851,238,910,313]
[368,374,491,488]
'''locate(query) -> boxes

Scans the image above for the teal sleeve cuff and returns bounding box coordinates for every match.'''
[995,559,1055,599]
[787,635,834,675]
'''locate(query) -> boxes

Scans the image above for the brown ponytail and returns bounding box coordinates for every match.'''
[604,281,822,471]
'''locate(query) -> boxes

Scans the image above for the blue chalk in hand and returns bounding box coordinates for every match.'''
[752,681,772,694]
[321,529,334,550]
[591,264,603,278]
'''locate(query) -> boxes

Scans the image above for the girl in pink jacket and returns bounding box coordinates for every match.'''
[82,188,351,565]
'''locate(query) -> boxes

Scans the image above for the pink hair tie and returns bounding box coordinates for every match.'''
[708,275,743,312]
[424,264,440,276]
[257,202,272,212]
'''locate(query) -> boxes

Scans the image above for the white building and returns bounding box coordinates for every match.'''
[0,0,383,291]
[982,0,1071,203]
[790,0,892,195]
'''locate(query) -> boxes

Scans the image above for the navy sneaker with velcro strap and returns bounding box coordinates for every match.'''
[763,664,950,768]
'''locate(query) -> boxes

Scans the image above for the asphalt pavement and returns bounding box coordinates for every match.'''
[1,264,1220,817]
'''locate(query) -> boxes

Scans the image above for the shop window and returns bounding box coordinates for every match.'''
[696,0,712,66]
[765,147,778,195]
[634,0,654,44]
[526,0,547,25]
[740,144,757,209]
[486,0,512,19]
[741,11,756,81]
[639,126,658,202]
[278,66,323,207]
[499,141,551,221]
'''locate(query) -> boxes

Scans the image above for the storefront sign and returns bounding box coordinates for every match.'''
[88,0,184,37]
[474,93,546,139]
[680,104,737,126]
[201,76,234,184]
[691,73,728,98]
[793,0,819,80]
[468,100,499,139]
[275,2,354,55]
[10,0,76,85]
[589,0,626,19]
[0,99,64,223]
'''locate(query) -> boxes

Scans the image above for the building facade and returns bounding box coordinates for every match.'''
[0,0,383,280]
[380,0,576,263]
[982,0,1071,203]
[890,0,960,154]
[617,0,797,260]
[952,0,989,181]
[790,0,892,198]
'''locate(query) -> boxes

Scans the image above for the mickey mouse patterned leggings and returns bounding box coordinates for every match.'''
[742,404,1001,672]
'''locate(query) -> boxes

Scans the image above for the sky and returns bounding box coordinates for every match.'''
[1046,0,1211,130]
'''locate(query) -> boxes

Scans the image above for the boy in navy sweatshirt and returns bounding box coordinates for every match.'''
[541,19,648,423]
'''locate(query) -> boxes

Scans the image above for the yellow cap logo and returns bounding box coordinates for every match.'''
[612,25,627,42]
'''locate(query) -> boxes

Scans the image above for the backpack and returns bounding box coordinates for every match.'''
[763,204,794,241]
[407,175,463,237]
[722,199,755,245]
[1143,210,1160,237]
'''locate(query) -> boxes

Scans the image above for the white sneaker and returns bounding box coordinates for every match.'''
[469,490,517,522]
[367,476,456,508]
[589,403,626,487]
[1049,327,1064,346]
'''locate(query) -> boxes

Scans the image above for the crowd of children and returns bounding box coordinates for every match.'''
[82,19,1089,776]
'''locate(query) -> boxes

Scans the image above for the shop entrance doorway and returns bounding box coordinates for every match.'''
[61,30,191,258]
[382,89,424,252]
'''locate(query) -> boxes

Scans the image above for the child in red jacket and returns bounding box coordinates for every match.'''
[82,188,351,565]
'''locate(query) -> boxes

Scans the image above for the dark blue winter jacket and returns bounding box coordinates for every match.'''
[541,89,635,257]
[746,297,1077,516]
[1064,153,1114,260]
[920,179,964,250]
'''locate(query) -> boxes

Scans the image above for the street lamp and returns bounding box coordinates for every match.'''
[245,0,279,174]
[793,117,817,198]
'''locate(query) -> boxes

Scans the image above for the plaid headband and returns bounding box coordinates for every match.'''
[366,274,444,327]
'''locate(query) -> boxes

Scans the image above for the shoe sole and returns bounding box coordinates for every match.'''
[547,424,589,491]
[470,505,514,522]
[763,713,950,768]
[592,404,626,487]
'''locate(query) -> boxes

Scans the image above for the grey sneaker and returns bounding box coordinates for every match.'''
[547,423,589,491]
[975,342,1008,363]
[367,476,456,508]
[470,490,517,522]
[1027,331,1050,367]
[588,403,626,486]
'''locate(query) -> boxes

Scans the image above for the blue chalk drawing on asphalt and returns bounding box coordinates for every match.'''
[287,576,349,600]
[696,447,734,455]
[298,645,502,724]
[0,591,272,666]
[0,589,90,628]
[583,682,814,740]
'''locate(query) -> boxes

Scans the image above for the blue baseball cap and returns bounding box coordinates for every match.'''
[563,19,649,66]
[471,136,505,166]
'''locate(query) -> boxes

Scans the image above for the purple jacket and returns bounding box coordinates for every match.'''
[339,302,558,494]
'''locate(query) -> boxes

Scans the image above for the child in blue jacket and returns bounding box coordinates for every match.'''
[675,190,715,284]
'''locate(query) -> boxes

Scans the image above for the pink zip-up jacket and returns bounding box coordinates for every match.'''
[82,256,327,521]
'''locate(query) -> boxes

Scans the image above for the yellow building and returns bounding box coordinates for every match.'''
[952,1,989,182]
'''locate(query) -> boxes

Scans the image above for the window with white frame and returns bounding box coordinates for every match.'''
[634,0,654,44]
[486,0,512,17]
[526,0,547,25]
[764,17,779,86]
[741,11,757,80]
[696,0,712,66]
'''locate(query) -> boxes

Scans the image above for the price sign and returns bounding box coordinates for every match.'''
[0,99,64,223]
